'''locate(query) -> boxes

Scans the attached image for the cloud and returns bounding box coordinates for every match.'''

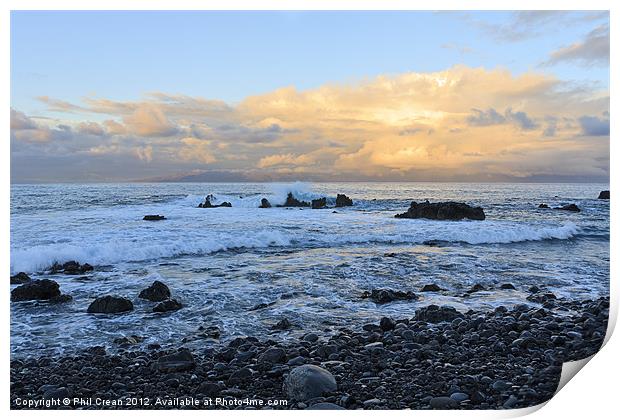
[12,65,609,182]
[123,105,179,137]
[467,108,538,130]
[578,113,610,136]
[543,24,609,67]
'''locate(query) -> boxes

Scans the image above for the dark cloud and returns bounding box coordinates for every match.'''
[543,24,609,67]
[578,113,610,136]
[467,108,537,130]
[10,108,38,130]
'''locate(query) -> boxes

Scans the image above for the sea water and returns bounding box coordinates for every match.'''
[10,182,610,356]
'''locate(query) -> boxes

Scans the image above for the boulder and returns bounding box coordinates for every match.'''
[335,194,353,207]
[153,298,183,312]
[361,289,418,304]
[258,347,287,364]
[11,279,61,301]
[430,396,459,409]
[156,349,196,372]
[538,203,549,209]
[51,261,94,275]
[395,200,485,221]
[10,272,31,285]
[87,296,133,314]
[284,364,337,401]
[198,195,232,208]
[421,284,444,292]
[271,318,292,330]
[311,197,327,209]
[281,192,310,207]
[467,283,485,293]
[143,215,166,221]
[414,305,463,323]
[598,190,610,199]
[554,204,580,212]
[259,198,272,208]
[139,280,171,302]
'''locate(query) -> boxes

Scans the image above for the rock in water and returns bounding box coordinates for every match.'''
[361,289,418,304]
[281,192,310,207]
[311,197,327,209]
[421,283,444,292]
[10,272,31,284]
[395,200,485,221]
[538,203,549,209]
[11,279,61,301]
[153,299,183,312]
[51,260,94,275]
[598,190,610,199]
[259,198,272,208]
[554,204,581,212]
[139,280,171,301]
[198,195,232,208]
[143,215,166,221]
[87,296,133,313]
[335,194,353,207]
[156,349,196,372]
[284,364,337,401]
[415,305,463,323]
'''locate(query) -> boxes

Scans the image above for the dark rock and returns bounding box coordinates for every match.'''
[430,396,459,409]
[87,295,133,314]
[415,305,462,323]
[335,194,353,207]
[421,283,444,292]
[361,289,418,304]
[467,283,485,293]
[450,392,469,402]
[138,280,171,302]
[259,198,272,208]
[250,301,277,311]
[500,283,516,290]
[153,298,183,312]
[156,349,195,372]
[598,190,610,200]
[49,294,73,304]
[554,204,580,212]
[538,203,549,209]
[281,192,310,207]
[272,318,292,330]
[311,197,327,209]
[379,317,396,331]
[284,364,337,401]
[10,272,31,285]
[51,260,94,275]
[197,381,224,396]
[258,347,287,364]
[43,387,69,400]
[113,335,144,346]
[143,215,166,221]
[11,279,61,301]
[198,195,232,208]
[395,200,485,221]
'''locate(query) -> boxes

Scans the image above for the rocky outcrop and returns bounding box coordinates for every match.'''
[139,281,171,302]
[554,204,580,212]
[143,215,166,221]
[395,201,485,221]
[284,364,337,401]
[335,194,353,207]
[198,195,232,208]
[87,296,133,314]
[10,272,31,285]
[11,279,64,301]
[259,198,272,208]
[153,299,183,313]
[598,190,610,199]
[361,289,418,304]
[50,261,94,275]
[420,284,445,292]
[281,192,310,207]
[311,197,327,209]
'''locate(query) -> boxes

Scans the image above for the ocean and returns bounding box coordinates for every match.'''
[10,182,610,357]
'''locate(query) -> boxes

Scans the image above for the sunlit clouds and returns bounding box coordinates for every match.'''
[11,66,609,182]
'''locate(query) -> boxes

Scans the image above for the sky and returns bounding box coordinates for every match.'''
[10,11,610,182]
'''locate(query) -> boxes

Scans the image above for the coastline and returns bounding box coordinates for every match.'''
[11,294,608,410]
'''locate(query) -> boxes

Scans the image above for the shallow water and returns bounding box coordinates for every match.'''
[10,182,610,356]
